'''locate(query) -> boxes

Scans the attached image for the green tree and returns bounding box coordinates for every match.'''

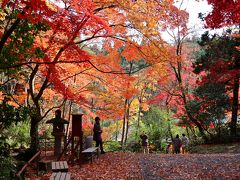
[194,31,240,136]
[141,106,176,151]
[187,83,230,139]
[0,98,28,134]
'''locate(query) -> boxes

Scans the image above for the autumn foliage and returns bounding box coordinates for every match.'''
[1,0,239,158]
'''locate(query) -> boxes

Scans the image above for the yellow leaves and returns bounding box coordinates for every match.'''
[129,97,149,116]
[131,98,139,109]
[45,0,58,12]
[0,9,6,21]
[34,35,49,49]
[146,19,157,30]
[131,2,141,12]
[0,9,6,37]
[139,41,170,65]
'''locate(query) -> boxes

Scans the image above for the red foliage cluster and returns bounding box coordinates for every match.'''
[205,0,240,28]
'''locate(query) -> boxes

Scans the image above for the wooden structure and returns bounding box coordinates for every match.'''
[51,161,68,172]
[46,110,69,157]
[50,160,70,180]
[82,147,99,163]
[16,150,42,179]
[58,114,83,164]
[50,172,70,180]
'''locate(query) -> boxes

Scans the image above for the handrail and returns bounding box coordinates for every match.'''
[16,150,41,177]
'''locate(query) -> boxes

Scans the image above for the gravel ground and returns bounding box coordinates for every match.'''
[139,153,240,180]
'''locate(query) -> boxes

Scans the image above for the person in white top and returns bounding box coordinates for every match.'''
[181,134,189,154]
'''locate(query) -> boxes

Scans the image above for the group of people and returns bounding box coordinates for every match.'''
[93,116,189,155]
[94,121,150,154]
[166,134,189,154]
[139,132,189,154]
[50,111,189,155]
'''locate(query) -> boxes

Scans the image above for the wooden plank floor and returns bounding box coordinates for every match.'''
[50,172,70,180]
[51,161,68,172]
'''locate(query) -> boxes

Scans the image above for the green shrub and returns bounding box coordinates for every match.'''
[187,136,205,152]
[6,121,31,148]
[125,141,141,152]
[104,141,122,152]
[0,138,18,180]
[0,156,17,180]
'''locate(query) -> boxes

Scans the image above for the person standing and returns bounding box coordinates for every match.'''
[93,117,105,154]
[181,134,189,154]
[46,109,69,157]
[140,132,149,154]
[172,134,182,154]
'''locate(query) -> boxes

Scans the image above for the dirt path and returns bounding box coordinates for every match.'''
[40,152,240,180]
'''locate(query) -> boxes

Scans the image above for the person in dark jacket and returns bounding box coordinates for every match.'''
[140,132,149,154]
[172,134,182,154]
[93,117,105,154]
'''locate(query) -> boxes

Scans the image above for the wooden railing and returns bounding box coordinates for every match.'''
[16,150,41,179]
[39,137,54,157]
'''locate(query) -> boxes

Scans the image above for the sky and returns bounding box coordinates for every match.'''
[185,0,212,28]
[184,0,226,39]
[162,0,214,41]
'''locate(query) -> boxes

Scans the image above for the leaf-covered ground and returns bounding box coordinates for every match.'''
[140,153,240,180]
[40,152,240,180]
[189,143,240,154]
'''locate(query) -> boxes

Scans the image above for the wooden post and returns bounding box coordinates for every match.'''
[71,114,83,164]
[56,114,83,164]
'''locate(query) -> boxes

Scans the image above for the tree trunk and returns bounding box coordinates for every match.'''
[116,121,119,141]
[186,111,208,142]
[172,61,207,141]
[124,118,129,145]
[230,76,239,136]
[121,99,128,147]
[135,98,142,141]
[173,38,208,141]
[121,115,126,147]
[30,115,40,154]
[137,97,142,128]
[0,18,21,54]
[167,121,173,140]
[124,100,130,145]
[186,127,190,138]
